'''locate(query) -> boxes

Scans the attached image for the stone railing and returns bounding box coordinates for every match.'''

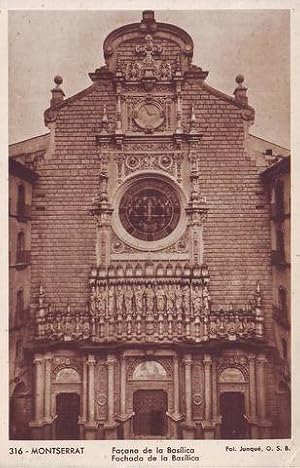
[33,264,264,343]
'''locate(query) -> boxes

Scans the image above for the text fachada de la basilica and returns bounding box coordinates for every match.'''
[9,11,290,440]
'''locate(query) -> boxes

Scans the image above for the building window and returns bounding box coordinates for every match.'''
[275,181,284,218]
[17,185,26,217]
[16,232,25,264]
[16,289,24,324]
[278,286,288,319]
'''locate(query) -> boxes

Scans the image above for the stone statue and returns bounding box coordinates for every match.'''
[89,285,97,317]
[97,285,107,318]
[203,285,210,313]
[115,285,124,314]
[174,285,183,315]
[124,285,134,311]
[134,284,144,316]
[145,284,155,313]
[192,285,202,317]
[108,286,115,318]
[156,284,166,313]
[166,285,175,314]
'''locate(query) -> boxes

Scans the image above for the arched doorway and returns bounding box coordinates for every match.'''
[54,367,81,440]
[55,393,80,440]
[133,389,167,436]
[10,382,31,440]
[131,360,170,438]
[218,367,249,439]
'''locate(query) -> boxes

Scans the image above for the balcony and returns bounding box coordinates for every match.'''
[33,265,265,344]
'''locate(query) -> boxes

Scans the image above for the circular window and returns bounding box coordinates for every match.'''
[119,177,181,242]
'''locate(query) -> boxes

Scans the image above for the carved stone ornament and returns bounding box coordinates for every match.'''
[133,99,165,132]
[192,394,203,406]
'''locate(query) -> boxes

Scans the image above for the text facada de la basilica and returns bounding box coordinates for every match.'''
[9,11,291,440]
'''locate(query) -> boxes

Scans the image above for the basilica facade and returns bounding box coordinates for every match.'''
[9,11,290,440]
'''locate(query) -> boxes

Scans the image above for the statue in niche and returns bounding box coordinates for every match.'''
[134,284,144,316]
[115,285,124,314]
[203,285,210,313]
[182,285,190,315]
[145,284,155,314]
[89,285,97,317]
[192,285,203,316]
[166,285,175,314]
[174,285,183,315]
[97,285,107,318]
[156,284,166,313]
[124,285,134,312]
[108,286,115,318]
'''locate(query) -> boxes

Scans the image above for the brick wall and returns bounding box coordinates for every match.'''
[31,76,273,342]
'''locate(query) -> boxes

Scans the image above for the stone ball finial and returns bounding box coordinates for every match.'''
[54,75,63,86]
[236,74,244,84]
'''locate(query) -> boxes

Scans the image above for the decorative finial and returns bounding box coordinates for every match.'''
[233,74,248,104]
[50,75,65,106]
[54,75,63,86]
[235,74,244,85]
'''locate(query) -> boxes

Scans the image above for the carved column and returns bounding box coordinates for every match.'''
[106,354,116,423]
[203,354,212,422]
[183,354,193,424]
[249,354,258,438]
[34,354,45,422]
[87,354,96,423]
[211,359,218,420]
[173,355,181,418]
[82,358,88,422]
[105,354,118,439]
[256,354,267,420]
[120,355,126,416]
[44,353,52,421]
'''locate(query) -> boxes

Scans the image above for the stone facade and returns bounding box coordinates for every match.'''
[9,11,290,440]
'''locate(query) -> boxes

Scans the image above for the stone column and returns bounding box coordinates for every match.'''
[203,354,214,439]
[256,353,271,438]
[87,354,96,424]
[256,353,267,421]
[44,353,52,421]
[107,354,116,423]
[181,354,194,439]
[105,354,118,439]
[211,359,217,420]
[173,355,181,418]
[29,353,45,439]
[82,359,88,422]
[120,355,126,416]
[34,353,45,422]
[249,354,258,438]
[183,354,193,423]
[204,354,212,421]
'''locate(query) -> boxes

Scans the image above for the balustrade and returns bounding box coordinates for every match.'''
[34,264,264,343]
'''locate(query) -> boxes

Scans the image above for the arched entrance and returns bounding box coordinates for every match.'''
[133,389,167,436]
[10,382,31,440]
[55,393,80,440]
[131,360,170,439]
[218,367,249,439]
[54,367,81,440]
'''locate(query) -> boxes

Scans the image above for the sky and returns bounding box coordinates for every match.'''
[8,9,290,148]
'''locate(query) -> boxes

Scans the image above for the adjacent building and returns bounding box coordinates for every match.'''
[9,11,290,440]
